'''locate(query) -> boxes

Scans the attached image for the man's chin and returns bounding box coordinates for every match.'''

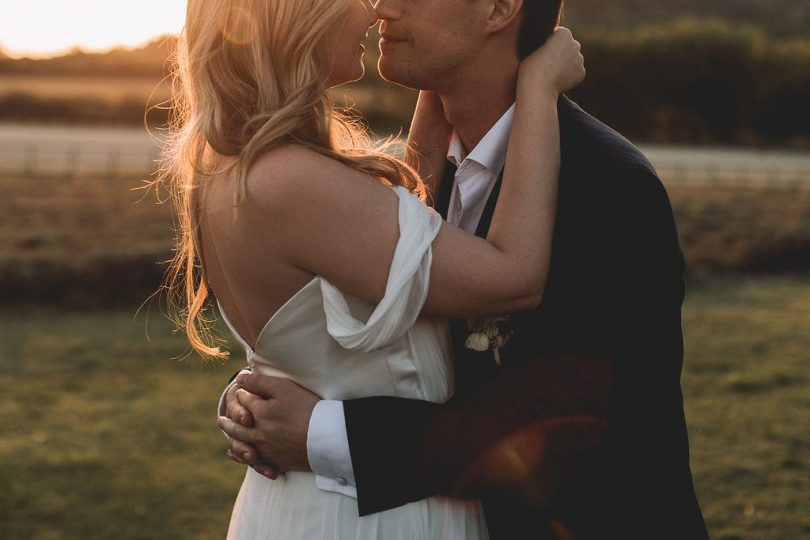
[377,59,419,90]
[378,73,418,90]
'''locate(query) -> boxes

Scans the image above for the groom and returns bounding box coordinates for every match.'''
[218,0,708,537]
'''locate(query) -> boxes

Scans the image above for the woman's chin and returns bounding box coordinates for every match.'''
[328,66,367,89]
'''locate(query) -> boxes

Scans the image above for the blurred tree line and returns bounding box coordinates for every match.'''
[568,19,810,147]
[0,38,170,78]
[0,18,808,147]
[564,0,809,39]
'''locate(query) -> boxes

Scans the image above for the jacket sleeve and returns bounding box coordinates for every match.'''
[344,354,615,516]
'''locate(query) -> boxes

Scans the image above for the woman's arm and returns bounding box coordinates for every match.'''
[423,30,584,317]
[240,29,584,318]
[405,91,452,206]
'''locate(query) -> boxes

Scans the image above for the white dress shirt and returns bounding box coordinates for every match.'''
[445,104,515,232]
[303,105,517,497]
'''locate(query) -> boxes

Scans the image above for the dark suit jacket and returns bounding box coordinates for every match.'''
[343,97,708,539]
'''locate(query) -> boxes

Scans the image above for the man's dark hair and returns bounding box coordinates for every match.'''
[517,0,564,59]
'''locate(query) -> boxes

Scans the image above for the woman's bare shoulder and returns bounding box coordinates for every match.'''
[248,145,348,194]
[252,143,334,172]
[245,144,392,215]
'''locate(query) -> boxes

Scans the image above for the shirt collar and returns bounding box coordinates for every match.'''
[446,103,515,175]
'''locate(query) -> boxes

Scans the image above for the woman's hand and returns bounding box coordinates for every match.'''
[406,90,453,204]
[411,91,450,132]
[518,27,585,97]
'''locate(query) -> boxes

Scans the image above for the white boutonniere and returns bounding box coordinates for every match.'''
[464,315,514,366]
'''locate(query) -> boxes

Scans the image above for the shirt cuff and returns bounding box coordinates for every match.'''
[307,400,357,498]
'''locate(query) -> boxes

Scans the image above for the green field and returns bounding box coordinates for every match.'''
[0,305,243,539]
[682,278,810,539]
[1,277,808,539]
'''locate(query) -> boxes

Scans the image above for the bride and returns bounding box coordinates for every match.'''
[159,0,584,537]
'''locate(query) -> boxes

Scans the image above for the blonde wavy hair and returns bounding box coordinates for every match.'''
[158,0,425,360]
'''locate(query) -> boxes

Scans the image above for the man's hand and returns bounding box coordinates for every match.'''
[222,380,271,476]
[224,376,255,427]
[219,372,319,478]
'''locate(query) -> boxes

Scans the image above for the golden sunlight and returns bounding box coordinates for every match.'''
[0,0,187,58]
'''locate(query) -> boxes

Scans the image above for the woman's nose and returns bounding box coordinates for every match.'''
[363,0,379,26]
[372,0,400,22]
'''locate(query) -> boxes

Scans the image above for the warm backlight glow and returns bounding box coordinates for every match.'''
[1,0,187,58]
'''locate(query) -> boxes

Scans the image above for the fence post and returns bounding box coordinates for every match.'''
[24,143,38,176]
[65,144,80,178]
[106,145,121,178]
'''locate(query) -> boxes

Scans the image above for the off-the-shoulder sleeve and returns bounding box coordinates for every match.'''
[320,186,443,352]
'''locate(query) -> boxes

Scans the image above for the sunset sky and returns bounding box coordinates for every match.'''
[1,0,187,58]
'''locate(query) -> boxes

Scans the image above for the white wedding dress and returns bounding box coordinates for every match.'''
[221,186,489,539]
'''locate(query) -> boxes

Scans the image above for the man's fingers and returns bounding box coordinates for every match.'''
[235,388,266,418]
[227,449,280,482]
[227,449,248,465]
[218,416,256,443]
[252,464,280,480]
[235,372,286,399]
[229,437,259,463]
[225,385,255,427]
[230,401,255,427]
[239,409,255,427]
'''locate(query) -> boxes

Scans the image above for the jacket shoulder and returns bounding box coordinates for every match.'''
[558,96,657,180]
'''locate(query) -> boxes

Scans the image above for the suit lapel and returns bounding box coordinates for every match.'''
[473,168,504,238]
[436,162,457,220]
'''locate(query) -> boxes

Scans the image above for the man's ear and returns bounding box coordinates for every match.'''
[484,0,524,34]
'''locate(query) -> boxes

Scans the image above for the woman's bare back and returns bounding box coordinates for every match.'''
[199,150,318,350]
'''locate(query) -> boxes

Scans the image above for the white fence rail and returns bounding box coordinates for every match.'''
[0,124,161,177]
[0,124,808,185]
[640,144,810,187]
[0,143,159,177]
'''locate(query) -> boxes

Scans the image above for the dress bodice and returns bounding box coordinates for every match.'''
[218,185,455,403]
[220,276,454,403]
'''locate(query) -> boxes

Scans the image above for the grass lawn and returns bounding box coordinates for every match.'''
[0,305,245,539]
[1,277,809,539]
[682,277,810,539]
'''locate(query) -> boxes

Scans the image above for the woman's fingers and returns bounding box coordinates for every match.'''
[218,416,255,443]
[229,437,258,463]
